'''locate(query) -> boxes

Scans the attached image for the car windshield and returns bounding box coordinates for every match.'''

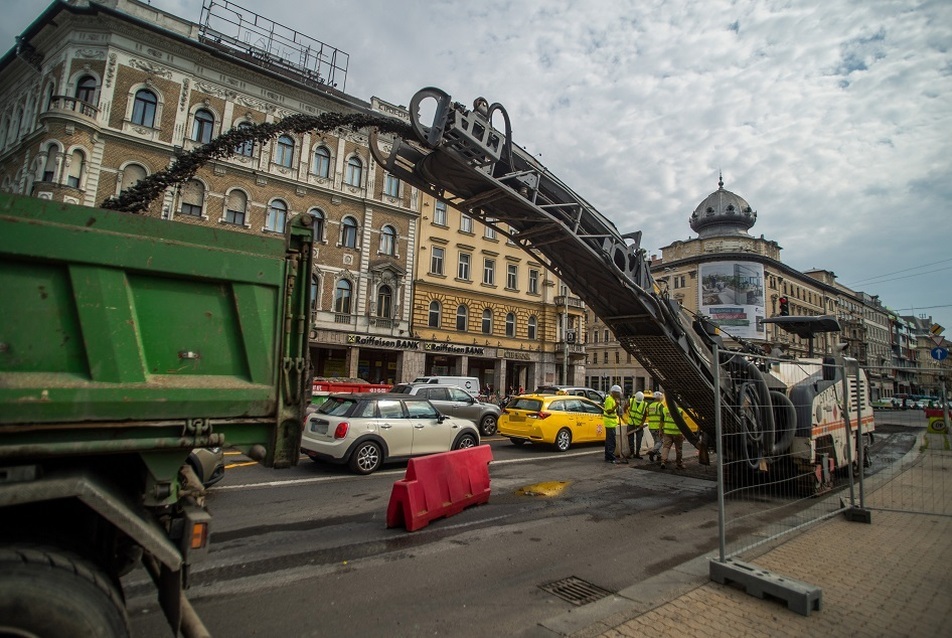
[317,397,357,416]
[510,398,543,411]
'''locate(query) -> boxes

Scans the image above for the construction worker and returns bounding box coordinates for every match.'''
[603,385,623,463]
[645,391,665,462]
[626,391,648,459]
[659,400,686,471]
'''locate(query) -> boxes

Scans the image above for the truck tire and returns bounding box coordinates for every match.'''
[0,546,130,638]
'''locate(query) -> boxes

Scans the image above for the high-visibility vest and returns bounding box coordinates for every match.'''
[603,395,619,428]
[627,398,647,427]
[645,401,664,430]
[662,405,683,435]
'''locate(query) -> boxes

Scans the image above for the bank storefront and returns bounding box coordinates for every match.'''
[310,329,551,392]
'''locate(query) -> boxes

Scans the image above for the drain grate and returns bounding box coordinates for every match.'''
[539,576,614,606]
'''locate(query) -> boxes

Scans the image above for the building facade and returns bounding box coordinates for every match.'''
[585,176,949,400]
[0,0,586,392]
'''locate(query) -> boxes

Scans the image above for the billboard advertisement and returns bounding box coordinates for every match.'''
[699,261,765,339]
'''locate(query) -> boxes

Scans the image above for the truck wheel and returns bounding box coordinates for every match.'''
[479,414,498,436]
[349,441,383,474]
[0,546,129,638]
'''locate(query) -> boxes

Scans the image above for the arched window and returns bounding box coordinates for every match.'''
[379,225,396,256]
[377,285,393,319]
[428,301,442,328]
[505,312,515,337]
[225,190,247,226]
[131,89,157,127]
[75,75,98,105]
[340,216,358,248]
[192,109,215,144]
[312,146,331,177]
[345,156,363,186]
[334,279,352,314]
[66,150,85,189]
[456,305,469,331]
[119,163,146,194]
[309,208,325,242]
[180,179,204,217]
[527,316,537,340]
[42,143,58,182]
[275,134,295,168]
[266,199,287,232]
[481,309,493,335]
[234,121,254,156]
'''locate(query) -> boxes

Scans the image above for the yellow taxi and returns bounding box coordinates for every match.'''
[498,393,606,452]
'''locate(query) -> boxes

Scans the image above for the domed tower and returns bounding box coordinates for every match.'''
[689,173,757,238]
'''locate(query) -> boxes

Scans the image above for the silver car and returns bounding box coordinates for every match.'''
[301,393,481,474]
[391,383,501,436]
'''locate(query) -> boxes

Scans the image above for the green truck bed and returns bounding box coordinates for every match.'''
[0,193,312,468]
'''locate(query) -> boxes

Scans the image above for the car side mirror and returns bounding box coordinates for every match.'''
[436,413,447,423]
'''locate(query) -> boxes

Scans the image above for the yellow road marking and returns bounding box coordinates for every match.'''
[225,461,259,469]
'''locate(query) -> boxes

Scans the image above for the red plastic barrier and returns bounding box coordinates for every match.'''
[386,445,493,532]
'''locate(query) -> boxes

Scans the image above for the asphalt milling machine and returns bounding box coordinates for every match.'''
[369,87,874,493]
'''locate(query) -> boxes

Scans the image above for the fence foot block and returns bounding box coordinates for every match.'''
[710,558,821,616]
[843,506,872,524]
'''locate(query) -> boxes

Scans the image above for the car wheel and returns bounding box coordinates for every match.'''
[348,441,383,475]
[453,433,478,450]
[554,428,572,452]
[479,414,498,437]
[509,438,527,446]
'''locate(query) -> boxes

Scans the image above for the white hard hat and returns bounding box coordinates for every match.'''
[653,391,662,400]
[610,385,622,394]
[635,391,644,401]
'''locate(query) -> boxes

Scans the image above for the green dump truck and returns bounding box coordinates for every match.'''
[0,192,313,637]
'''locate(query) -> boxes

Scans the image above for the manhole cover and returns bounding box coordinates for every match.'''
[539,576,613,606]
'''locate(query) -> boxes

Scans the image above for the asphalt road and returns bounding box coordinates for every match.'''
[125,436,721,637]
[126,410,924,637]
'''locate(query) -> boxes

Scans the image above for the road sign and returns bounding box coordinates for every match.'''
[932,347,948,361]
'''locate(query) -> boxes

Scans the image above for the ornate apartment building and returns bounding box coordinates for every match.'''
[0,0,587,392]
[585,176,950,399]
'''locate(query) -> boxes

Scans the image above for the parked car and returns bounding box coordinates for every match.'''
[187,447,225,487]
[498,393,606,452]
[411,376,482,395]
[301,393,480,474]
[391,383,501,436]
[534,385,606,404]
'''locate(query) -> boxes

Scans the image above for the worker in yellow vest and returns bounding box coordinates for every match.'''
[659,400,686,471]
[603,385,623,463]
[645,391,665,462]
[626,391,648,459]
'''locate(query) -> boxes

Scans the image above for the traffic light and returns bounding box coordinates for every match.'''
[778,296,789,316]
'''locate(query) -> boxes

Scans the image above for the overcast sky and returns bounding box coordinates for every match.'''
[4,0,952,336]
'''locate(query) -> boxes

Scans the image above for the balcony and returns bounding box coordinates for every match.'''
[555,295,584,309]
[43,96,99,122]
[556,342,586,355]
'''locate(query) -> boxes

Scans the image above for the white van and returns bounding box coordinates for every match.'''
[412,376,481,394]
